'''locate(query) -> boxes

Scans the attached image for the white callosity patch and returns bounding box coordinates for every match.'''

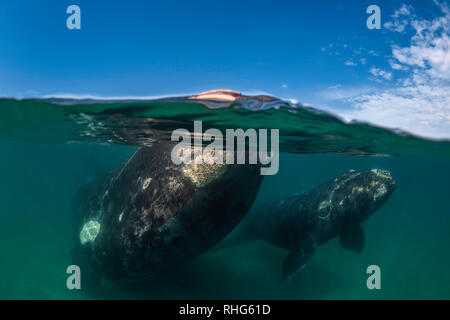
[142,177,152,190]
[179,146,227,187]
[352,186,365,194]
[374,184,387,200]
[371,169,393,180]
[80,220,101,245]
[118,211,124,222]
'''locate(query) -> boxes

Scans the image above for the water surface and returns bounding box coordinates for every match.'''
[0,95,449,299]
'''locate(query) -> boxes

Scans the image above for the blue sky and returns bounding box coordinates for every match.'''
[0,0,449,138]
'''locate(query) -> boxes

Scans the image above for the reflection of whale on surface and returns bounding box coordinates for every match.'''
[71,141,263,283]
[223,169,396,284]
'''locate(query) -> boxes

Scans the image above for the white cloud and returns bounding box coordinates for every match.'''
[338,1,450,139]
[369,67,392,80]
[342,85,450,139]
[383,4,413,32]
[386,1,450,82]
[388,59,409,71]
[317,85,376,101]
[344,60,357,66]
[393,3,413,17]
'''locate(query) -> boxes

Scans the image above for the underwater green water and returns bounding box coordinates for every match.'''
[0,98,449,299]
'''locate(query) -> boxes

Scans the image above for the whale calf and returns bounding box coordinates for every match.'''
[233,169,396,284]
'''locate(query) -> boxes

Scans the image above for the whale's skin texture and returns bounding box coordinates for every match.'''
[72,142,263,280]
[243,169,396,283]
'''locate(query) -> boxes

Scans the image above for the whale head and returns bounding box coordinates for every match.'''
[357,168,396,221]
[316,168,395,253]
[329,168,396,224]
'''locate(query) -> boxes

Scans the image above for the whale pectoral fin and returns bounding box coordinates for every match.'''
[340,223,365,253]
[281,241,316,285]
[70,247,102,290]
[281,250,306,285]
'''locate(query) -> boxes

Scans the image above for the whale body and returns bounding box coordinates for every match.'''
[236,169,396,284]
[71,141,263,281]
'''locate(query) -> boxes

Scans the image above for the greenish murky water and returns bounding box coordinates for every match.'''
[0,97,449,299]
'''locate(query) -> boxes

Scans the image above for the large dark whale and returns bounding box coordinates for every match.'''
[71,141,263,282]
[69,89,282,286]
[229,169,396,284]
